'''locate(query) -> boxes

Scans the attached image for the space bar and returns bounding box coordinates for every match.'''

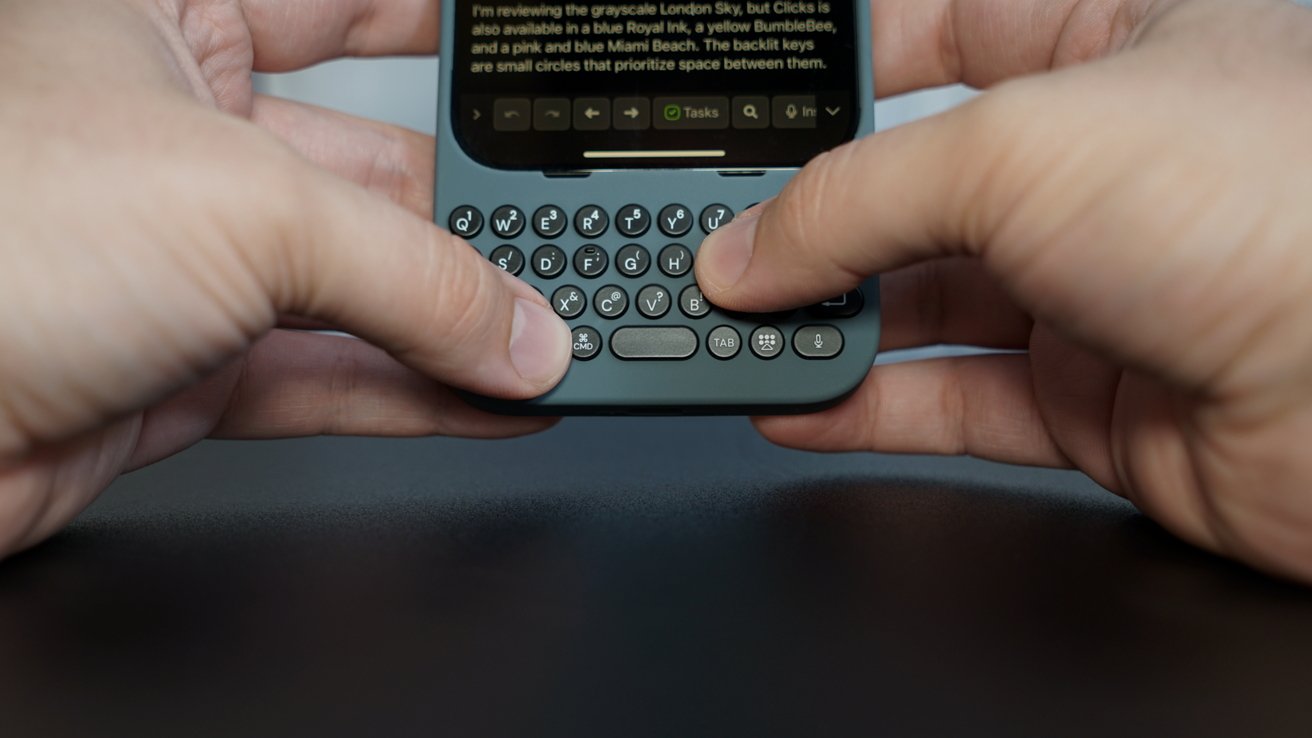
[610,327,699,360]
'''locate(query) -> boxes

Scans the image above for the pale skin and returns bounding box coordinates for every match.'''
[1,1,1310,581]
[698,0,1312,581]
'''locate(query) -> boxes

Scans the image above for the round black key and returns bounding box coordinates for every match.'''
[708,326,742,360]
[532,245,567,278]
[616,245,651,277]
[533,205,567,238]
[700,204,734,234]
[489,245,525,276]
[551,286,587,319]
[573,245,609,278]
[571,326,602,361]
[658,244,693,277]
[490,205,525,239]
[658,204,694,237]
[637,285,672,319]
[449,206,483,238]
[593,286,629,319]
[616,205,652,237]
[809,289,865,319]
[750,325,785,360]
[679,285,711,318]
[794,325,844,360]
[575,205,609,238]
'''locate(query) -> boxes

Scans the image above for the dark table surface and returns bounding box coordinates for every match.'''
[1,417,1310,737]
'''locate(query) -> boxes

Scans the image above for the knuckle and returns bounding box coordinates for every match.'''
[366,131,434,216]
[776,142,870,284]
[911,260,949,344]
[776,148,839,249]
[420,236,507,357]
[164,123,290,328]
[950,82,1048,247]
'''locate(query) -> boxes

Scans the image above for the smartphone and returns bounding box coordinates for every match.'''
[435,0,879,415]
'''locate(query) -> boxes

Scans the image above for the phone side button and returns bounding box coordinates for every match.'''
[610,328,698,361]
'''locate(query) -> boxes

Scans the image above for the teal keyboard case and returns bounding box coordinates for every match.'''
[435,3,880,415]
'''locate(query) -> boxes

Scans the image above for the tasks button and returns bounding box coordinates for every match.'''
[653,97,730,130]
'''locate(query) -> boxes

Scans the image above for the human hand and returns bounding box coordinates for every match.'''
[0,0,571,556]
[697,0,1312,581]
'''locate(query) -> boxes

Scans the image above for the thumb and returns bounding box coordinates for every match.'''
[246,152,572,400]
[695,95,1002,312]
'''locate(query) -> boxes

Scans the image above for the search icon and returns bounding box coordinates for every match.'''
[731,96,770,129]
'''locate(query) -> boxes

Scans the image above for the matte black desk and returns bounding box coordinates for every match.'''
[2,418,1310,737]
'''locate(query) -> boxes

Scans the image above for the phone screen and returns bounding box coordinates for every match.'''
[451,1,860,170]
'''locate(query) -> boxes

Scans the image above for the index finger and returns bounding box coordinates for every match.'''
[872,0,1164,96]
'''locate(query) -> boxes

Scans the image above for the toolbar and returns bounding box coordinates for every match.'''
[478,95,840,132]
